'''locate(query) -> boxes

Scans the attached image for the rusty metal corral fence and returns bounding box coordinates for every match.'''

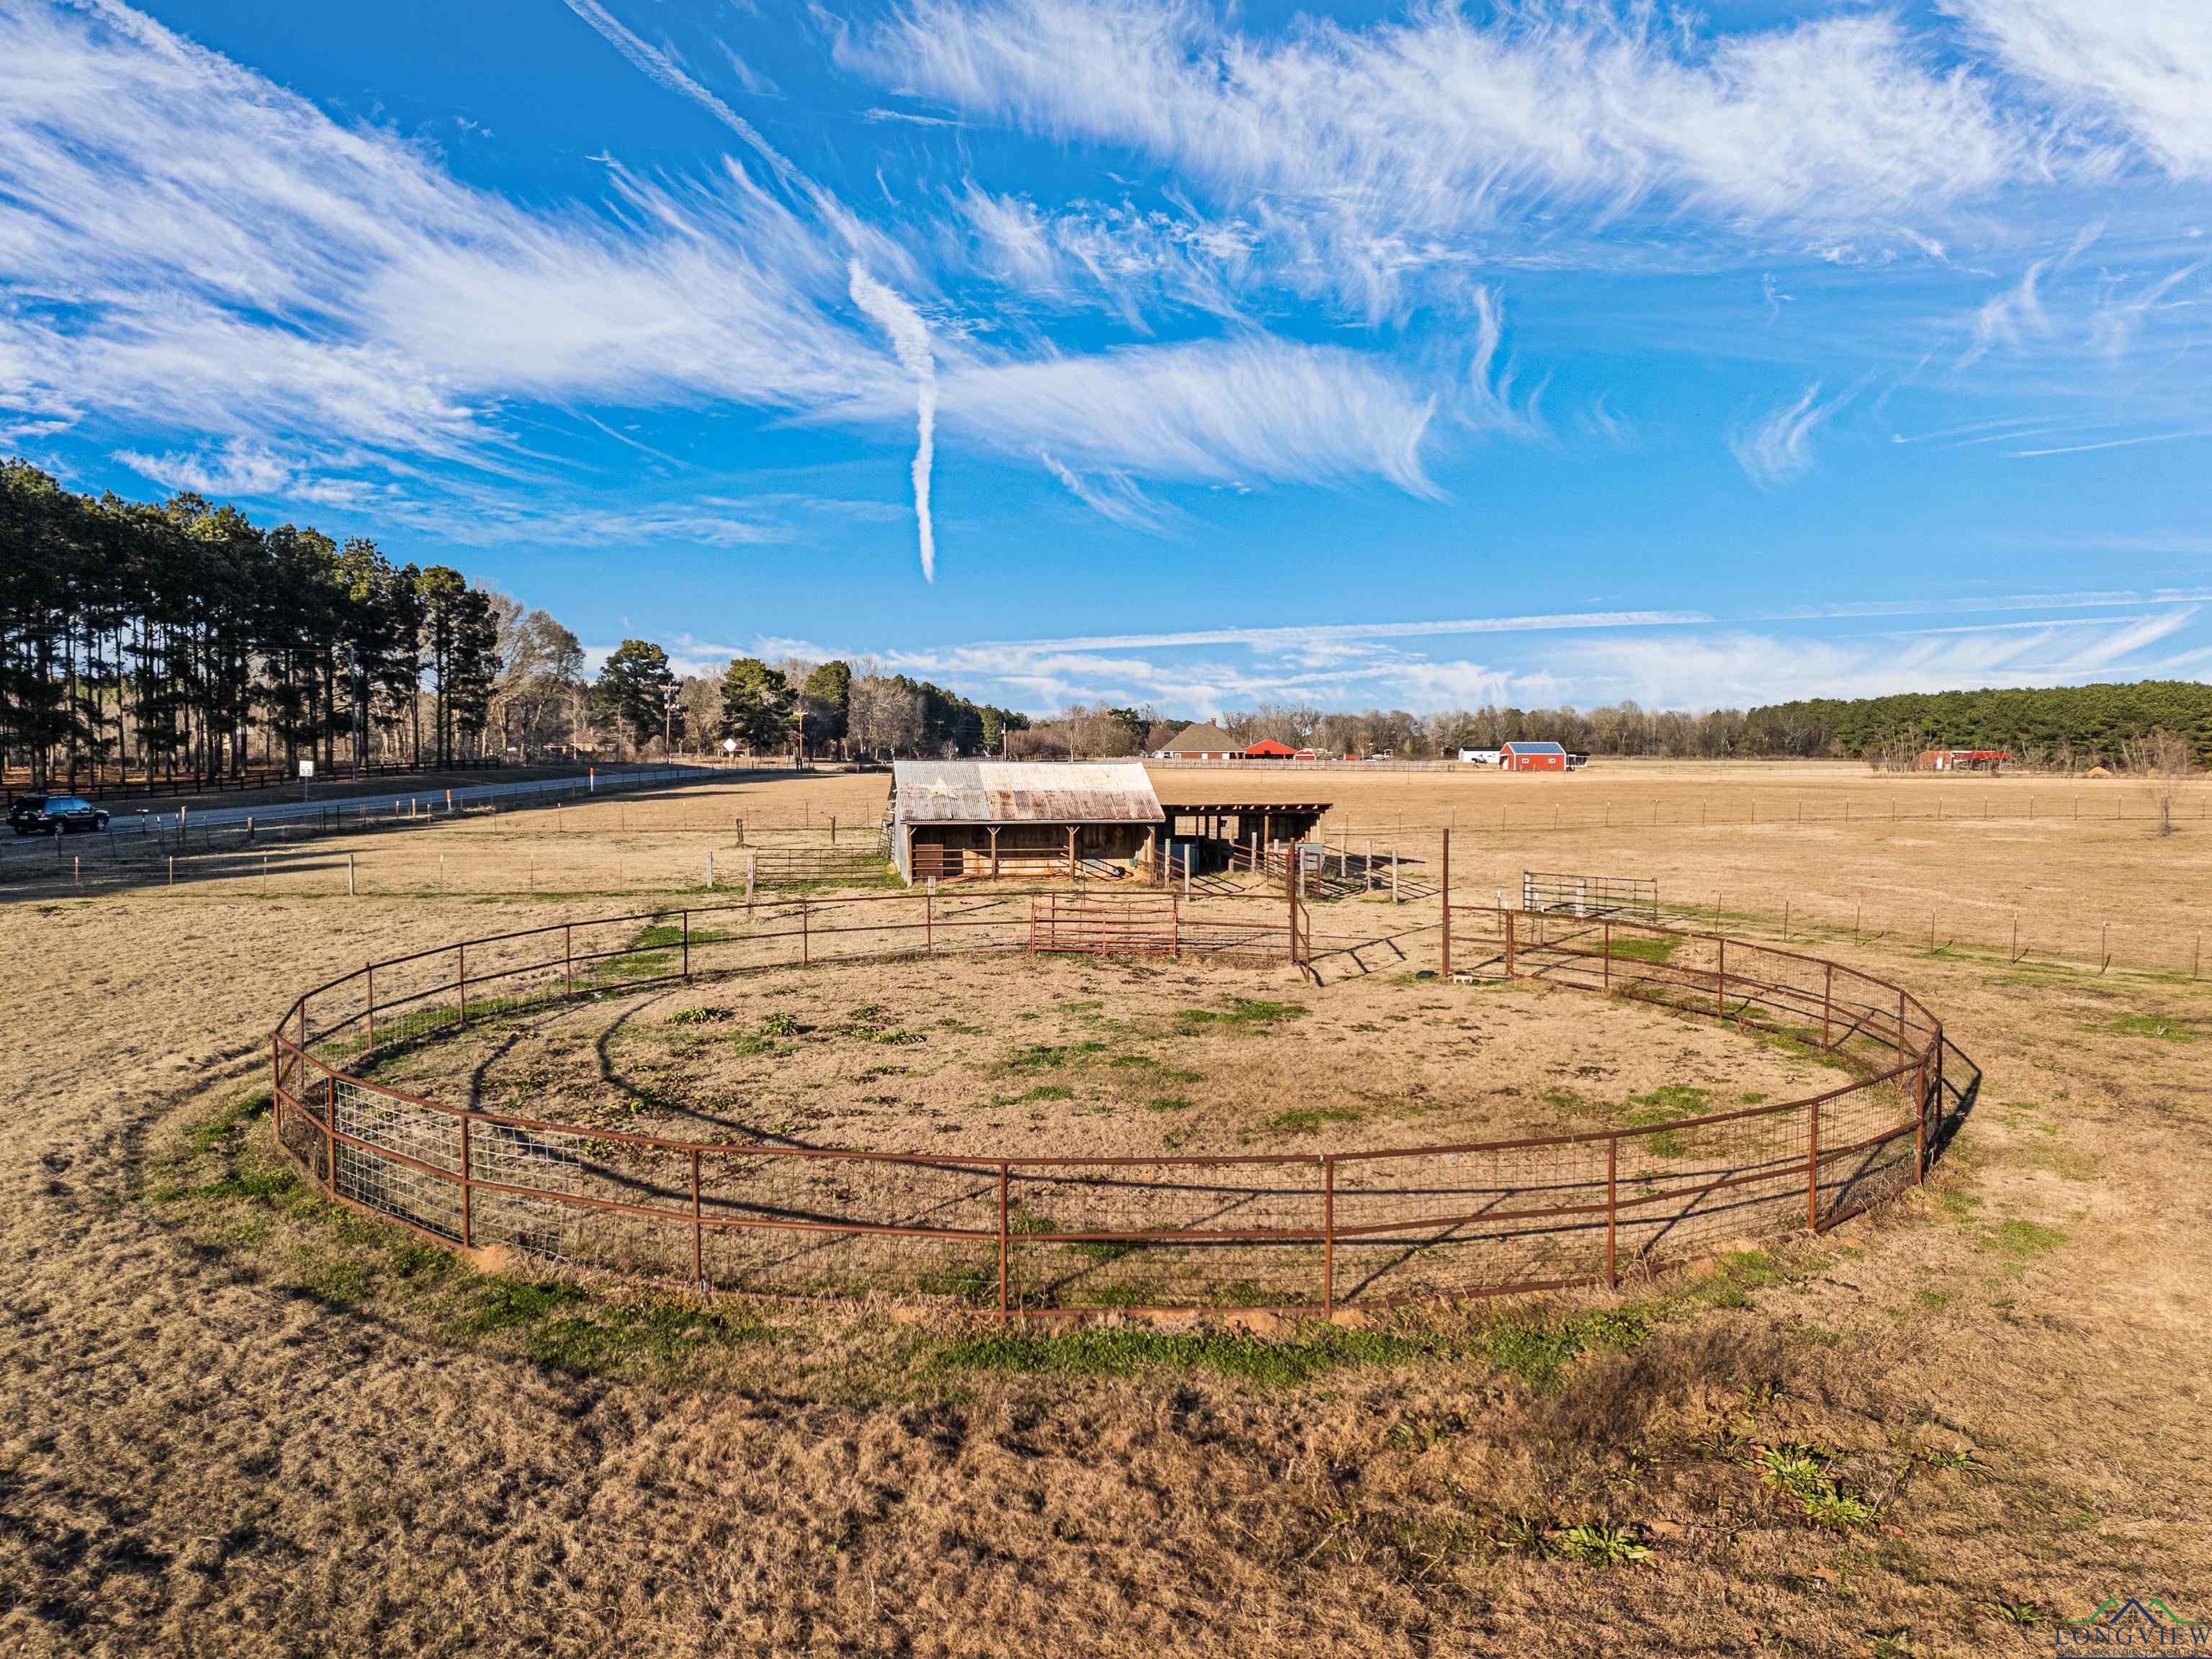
[269,890,1958,1317]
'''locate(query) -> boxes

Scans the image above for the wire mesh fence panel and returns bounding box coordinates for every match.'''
[698,1151,998,1297]
[1332,1138,1613,1303]
[331,1078,464,1239]
[1005,1159,1325,1310]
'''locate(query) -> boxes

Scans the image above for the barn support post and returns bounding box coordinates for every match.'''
[1066,828,1076,881]
[1321,1157,1336,1316]
[1439,827,1452,979]
[991,826,1001,879]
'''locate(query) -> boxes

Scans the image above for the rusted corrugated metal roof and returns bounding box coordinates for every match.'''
[893,760,1164,825]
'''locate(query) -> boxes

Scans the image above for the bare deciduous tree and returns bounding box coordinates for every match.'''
[2122,727,2195,836]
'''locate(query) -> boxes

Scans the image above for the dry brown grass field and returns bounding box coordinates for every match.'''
[2,762,2208,1657]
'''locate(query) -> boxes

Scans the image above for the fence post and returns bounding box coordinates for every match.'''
[457,943,467,1025]
[1821,963,1833,1049]
[1897,987,1907,1065]
[1926,1028,1941,1183]
[367,963,375,1048]
[1806,1097,1820,1232]
[1503,908,1516,978]
[1602,920,1611,993]
[460,1116,473,1249]
[1172,892,1182,960]
[347,853,355,896]
[1439,827,1452,979]
[997,1164,1011,1318]
[1716,938,1727,1018]
[1321,1156,1336,1316]
[1606,1135,1619,1287]
[691,1149,703,1289]
[801,895,810,966]
[682,909,691,979]
[925,881,934,954]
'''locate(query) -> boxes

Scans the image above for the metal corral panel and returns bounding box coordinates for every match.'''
[893,760,1165,826]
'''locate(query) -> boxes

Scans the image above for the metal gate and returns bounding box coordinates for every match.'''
[1028,893,1182,955]
[1521,869,1659,919]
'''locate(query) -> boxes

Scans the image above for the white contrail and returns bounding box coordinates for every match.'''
[848,261,938,582]
[557,0,801,188]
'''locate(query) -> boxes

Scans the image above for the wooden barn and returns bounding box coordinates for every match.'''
[891,761,1166,883]
[1500,740,1570,772]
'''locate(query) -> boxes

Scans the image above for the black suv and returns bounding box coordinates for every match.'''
[8,795,112,835]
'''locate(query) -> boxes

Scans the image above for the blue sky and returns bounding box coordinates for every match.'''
[3,0,2209,715]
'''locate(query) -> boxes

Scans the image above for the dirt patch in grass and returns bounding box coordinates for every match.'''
[355,950,1861,1158]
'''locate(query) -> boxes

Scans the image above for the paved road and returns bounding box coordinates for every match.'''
[0,764,727,876]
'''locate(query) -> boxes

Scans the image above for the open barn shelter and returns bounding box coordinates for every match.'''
[1161,800,1332,875]
[891,760,1169,882]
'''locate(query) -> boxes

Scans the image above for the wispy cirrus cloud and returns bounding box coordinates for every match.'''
[1728,381,1854,485]
[1951,1,2212,176]
[0,2,1468,554]
[849,0,2028,311]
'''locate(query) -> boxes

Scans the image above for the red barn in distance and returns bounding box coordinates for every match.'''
[1241,739,1298,759]
[1916,749,2012,773]
[1499,740,1569,772]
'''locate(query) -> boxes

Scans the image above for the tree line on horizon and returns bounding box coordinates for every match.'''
[588,639,1028,764]
[1011,682,2211,769]
[1,459,517,790]
[0,462,1026,787]
[8,461,2202,786]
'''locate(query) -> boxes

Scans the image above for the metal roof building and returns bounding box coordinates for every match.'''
[890,761,1166,881]
[1151,722,1244,760]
